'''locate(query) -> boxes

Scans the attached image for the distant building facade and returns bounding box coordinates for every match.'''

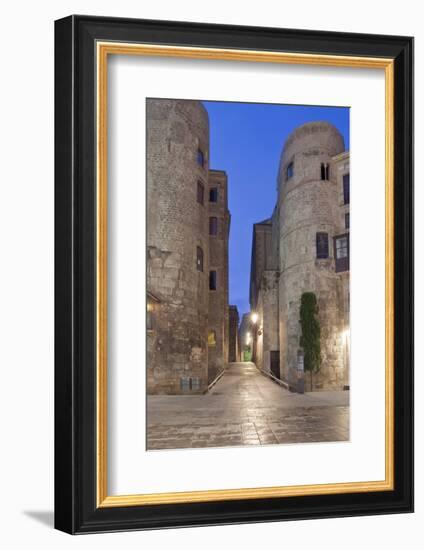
[250,122,350,391]
[228,305,240,362]
[146,99,230,394]
[208,170,231,383]
[249,218,280,377]
[238,313,253,362]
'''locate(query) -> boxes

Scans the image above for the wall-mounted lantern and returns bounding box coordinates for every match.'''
[147,290,161,331]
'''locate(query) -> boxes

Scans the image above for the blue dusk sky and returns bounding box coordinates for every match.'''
[202,100,350,319]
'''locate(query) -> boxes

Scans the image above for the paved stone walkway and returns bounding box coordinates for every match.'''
[147,362,349,450]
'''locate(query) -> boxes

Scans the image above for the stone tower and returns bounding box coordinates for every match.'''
[146,99,210,394]
[277,121,347,390]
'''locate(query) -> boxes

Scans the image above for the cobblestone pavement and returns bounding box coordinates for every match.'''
[147,362,349,450]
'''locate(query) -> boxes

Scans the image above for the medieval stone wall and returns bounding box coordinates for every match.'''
[249,220,273,310]
[228,305,240,362]
[332,151,351,388]
[256,270,280,374]
[277,122,347,390]
[146,99,210,394]
[207,170,230,383]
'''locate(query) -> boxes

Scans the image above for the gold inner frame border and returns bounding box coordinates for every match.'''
[96,41,394,508]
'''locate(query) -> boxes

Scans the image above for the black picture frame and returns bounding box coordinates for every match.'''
[55,15,414,534]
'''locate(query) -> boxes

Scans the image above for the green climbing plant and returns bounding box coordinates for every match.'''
[299,292,321,391]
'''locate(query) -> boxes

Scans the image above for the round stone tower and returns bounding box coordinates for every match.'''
[146,99,210,394]
[277,121,346,390]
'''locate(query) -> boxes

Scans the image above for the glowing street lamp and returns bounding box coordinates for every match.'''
[251,312,258,324]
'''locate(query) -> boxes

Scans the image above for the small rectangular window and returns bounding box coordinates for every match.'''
[336,237,348,259]
[316,232,329,259]
[286,161,294,180]
[321,163,330,180]
[209,217,218,236]
[197,149,205,167]
[197,180,204,205]
[209,270,217,290]
[345,212,350,229]
[196,246,203,272]
[209,187,218,202]
[334,234,350,272]
[343,173,350,204]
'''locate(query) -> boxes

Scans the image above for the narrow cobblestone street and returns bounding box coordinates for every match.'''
[147,362,349,450]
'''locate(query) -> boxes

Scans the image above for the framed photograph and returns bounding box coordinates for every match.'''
[54,15,413,534]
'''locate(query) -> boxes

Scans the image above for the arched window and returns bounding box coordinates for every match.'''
[197,180,204,205]
[197,148,205,167]
[286,161,294,180]
[321,163,330,180]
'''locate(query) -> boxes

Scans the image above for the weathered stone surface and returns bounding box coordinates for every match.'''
[228,305,240,362]
[256,270,279,373]
[250,122,350,391]
[146,100,230,394]
[147,363,349,449]
[207,170,230,384]
[146,99,210,394]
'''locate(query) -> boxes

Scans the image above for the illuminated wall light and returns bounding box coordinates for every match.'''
[341,328,350,342]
